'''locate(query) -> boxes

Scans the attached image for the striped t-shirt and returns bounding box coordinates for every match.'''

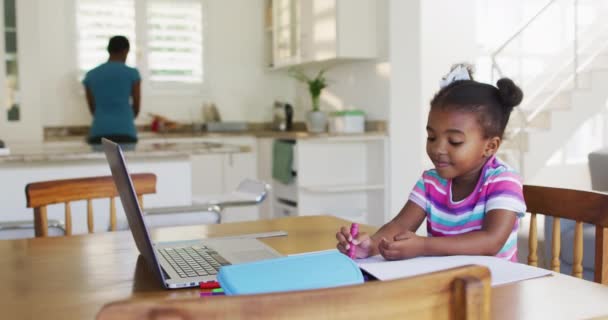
[408,156,526,262]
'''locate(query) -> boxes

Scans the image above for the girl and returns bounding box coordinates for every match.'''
[337,65,526,262]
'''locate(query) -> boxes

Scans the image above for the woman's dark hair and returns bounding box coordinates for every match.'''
[107,35,130,54]
[430,78,523,139]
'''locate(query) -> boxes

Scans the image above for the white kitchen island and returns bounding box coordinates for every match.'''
[0,138,252,235]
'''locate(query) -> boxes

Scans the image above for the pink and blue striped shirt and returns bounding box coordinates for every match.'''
[408,156,526,261]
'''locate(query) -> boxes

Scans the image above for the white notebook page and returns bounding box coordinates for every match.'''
[357,255,553,286]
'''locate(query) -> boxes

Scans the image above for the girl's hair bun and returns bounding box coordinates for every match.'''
[496,78,523,109]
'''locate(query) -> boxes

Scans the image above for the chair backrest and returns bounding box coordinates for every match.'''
[97,265,491,320]
[25,173,156,237]
[523,184,608,284]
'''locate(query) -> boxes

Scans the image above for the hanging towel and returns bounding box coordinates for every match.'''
[272,140,294,184]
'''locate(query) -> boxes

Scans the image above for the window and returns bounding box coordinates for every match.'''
[147,0,202,83]
[4,0,19,121]
[76,0,136,76]
[75,0,203,84]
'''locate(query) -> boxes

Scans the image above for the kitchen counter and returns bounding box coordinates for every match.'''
[44,129,387,142]
[42,121,388,142]
[0,140,249,163]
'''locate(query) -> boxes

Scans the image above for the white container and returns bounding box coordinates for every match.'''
[328,110,365,133]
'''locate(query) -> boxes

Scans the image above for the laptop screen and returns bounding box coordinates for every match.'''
[102,138,167,286]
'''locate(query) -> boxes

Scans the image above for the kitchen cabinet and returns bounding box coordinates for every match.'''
[266,0,377,69]
[191,136,259,222]
[267,0,300,68]
[263,134,388,226]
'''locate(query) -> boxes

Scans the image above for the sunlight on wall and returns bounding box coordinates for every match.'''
[312,2,336,60]
[314,20,335,42]
[546,110,607,166]
[375,62,390,78]
[321,90,344,110]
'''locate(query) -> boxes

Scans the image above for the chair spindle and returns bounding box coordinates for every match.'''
[109,198,117,231]
[65,202,72,236]
[551,217,561,272]
[87,199,94,233]
[573,221,584,278]
[597,227,608,284]
[528,213,538,267]
[34,206,48,237]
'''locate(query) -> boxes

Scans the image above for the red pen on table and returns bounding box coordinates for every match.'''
[348,223,359,259]
[200,281,221,289]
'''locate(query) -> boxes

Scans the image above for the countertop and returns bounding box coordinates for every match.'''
[0,140,249,163]
[43,121,387,142]
[0,125,387,163]
[44,129,387,142]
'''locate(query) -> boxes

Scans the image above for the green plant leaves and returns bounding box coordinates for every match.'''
[288,67,329,111]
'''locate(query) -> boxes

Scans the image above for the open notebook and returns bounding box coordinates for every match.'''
[357,255,553,286]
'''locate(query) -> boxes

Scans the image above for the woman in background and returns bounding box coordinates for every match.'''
[83,35,141,144]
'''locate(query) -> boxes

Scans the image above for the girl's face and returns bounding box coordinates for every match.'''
[425,107,499,181]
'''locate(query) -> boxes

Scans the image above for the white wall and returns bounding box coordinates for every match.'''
[530,164,591,190]
[387,0,477,222]
[35,0,295,129]
[387,0,423,223]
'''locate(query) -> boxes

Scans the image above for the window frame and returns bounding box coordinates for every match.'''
[72,0,208,97]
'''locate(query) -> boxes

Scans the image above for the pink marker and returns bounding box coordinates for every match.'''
[348,223,359,259]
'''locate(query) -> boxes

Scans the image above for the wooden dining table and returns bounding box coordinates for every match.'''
[1,215,608,320]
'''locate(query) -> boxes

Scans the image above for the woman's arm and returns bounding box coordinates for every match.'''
[131,80,141,117]
[85,86,95,115]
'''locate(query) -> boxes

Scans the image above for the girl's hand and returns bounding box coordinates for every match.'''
[335,226,373,259]
[378,231,426,260]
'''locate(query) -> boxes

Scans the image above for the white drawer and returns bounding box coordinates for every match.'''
[274,199,298,217]
[272,178,298,202]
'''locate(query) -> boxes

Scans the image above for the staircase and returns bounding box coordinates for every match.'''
[491,0,608,179]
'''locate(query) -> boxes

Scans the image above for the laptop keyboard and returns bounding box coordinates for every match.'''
[159,246,231,278]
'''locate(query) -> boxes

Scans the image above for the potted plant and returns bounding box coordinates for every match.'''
[288,67,328,133]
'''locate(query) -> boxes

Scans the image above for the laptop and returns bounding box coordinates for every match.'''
[102,138,282,289]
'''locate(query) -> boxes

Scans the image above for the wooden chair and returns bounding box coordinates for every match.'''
[523,185,608,284]
[25,173,156,237]
[96,265,491,320]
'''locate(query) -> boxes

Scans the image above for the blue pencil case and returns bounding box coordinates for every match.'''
[217,250,364,295]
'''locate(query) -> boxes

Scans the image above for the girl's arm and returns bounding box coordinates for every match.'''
[423,209,516,256]
[365,200,426,256]
[378,209,516,259]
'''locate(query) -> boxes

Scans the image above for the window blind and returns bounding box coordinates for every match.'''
[76,0,203,84]
[146,0,203,83]
[76,0,136,76]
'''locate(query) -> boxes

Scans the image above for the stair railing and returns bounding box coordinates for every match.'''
[490,0,560,84]
[488,0,608,176]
